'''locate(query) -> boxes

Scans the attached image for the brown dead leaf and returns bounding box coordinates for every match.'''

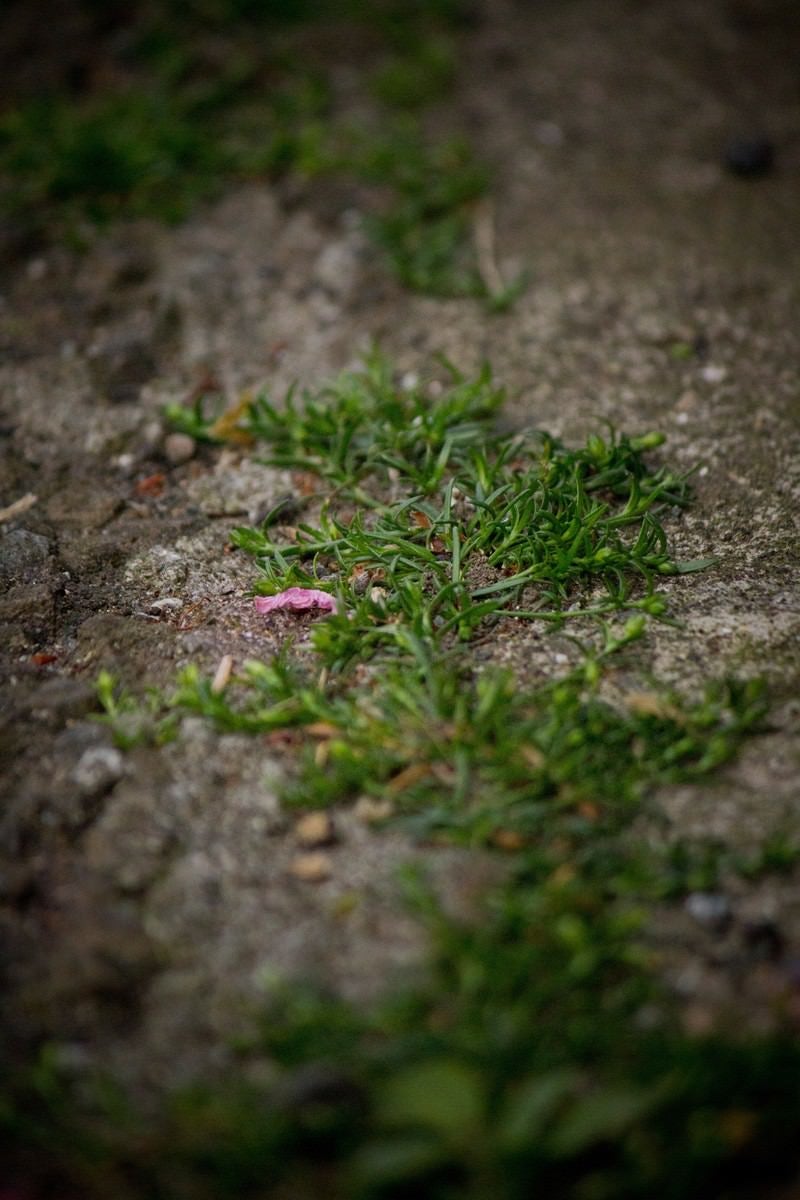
[208,395,256,445]
[549,863,577,887]
[292,472,320,497]
[719,1110,757,1149]
[520,745,545,769]
[626,691,684,722]
[135,472,166,498]
[386,762,433,795]
[305,722,339,738]
[492,829,526,851]
[186,370,222,404]
[264,729,304,749]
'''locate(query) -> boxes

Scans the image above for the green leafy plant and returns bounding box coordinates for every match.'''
[25,349,788,1200]
[95,669,177,748]
[0,2,524,306]
[204,353,705,664]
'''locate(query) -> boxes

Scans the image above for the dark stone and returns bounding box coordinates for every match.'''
[692,332,710,360]
[743,918,785,961]
[0,528,51,583]
[724,136,775,178]
[685,891,732,932]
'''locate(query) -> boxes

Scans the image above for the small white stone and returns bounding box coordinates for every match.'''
[72,746,124,796]
[685,892,730,926]
[164,432,197,465]
[148,597,184,614]
[534,120,564,146]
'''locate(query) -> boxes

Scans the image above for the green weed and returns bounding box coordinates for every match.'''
[145,628,765,848]
[6,845,800,1200]
[370,39,456,109]
[0,4,520,306]
[206,352,705,659]
[57,349,796,1200]
[94,669,177,749]
[242,350,504,492]
[0,70,331,230]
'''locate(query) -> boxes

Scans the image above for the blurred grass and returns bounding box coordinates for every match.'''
[0,0,504,299]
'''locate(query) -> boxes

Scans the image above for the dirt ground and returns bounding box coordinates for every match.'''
[1,0,799,1098]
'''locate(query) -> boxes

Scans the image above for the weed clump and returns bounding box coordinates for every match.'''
[0,3,518,305]
[7,352,793,1200]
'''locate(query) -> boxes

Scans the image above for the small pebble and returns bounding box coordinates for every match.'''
[26,257,48,280]
[148,597,184,615]
[534,120,564,146]
[294,811,337,848]
[492,829,526,851]
[743,919,785,962]
[0,528,51,583]
[289,851,333,882]
[71,746,124,797]
[685,891,731,928]
[164,432,197,465]
[353,796,394,824]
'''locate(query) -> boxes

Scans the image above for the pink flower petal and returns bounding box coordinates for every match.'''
[254,587,338,617]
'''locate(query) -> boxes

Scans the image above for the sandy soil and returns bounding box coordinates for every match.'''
[1,0,799,1094]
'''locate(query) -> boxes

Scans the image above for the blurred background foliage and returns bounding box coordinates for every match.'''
[0,0,500,298]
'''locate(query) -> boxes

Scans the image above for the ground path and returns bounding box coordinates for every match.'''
[1,0,799,1185]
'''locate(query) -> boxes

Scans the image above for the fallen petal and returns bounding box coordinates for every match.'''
[254,587,338,616]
